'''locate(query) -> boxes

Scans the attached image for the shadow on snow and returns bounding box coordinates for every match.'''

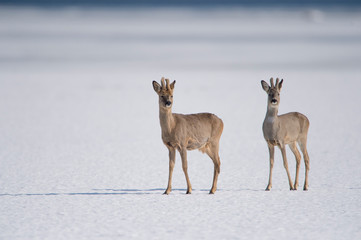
[0,188,271,197]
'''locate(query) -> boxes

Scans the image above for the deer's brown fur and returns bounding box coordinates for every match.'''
[261,78,310,191]
[153,77,223,194]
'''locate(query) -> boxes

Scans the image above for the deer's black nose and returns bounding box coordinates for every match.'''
[271,99,277,104]
[165,101,172,106]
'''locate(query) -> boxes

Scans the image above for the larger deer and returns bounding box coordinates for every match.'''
[152,77,223,194]
[261,78,310,191]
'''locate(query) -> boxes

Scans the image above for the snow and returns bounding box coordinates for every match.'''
[0,6,361,240]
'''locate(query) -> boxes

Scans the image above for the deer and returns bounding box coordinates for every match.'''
[261,78,310,191]
[152,77,223,195]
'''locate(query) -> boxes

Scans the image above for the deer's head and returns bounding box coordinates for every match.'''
[261,77,283,108]
[152,77,176,109]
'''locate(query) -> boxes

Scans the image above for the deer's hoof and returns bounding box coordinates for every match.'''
[209,188,217,194]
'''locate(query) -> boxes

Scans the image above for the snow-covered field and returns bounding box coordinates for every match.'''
[0,6,361,239]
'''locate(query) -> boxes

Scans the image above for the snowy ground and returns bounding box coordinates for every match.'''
[0,6,361,239]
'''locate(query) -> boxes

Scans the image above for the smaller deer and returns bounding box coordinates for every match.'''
[261,78,310,191]
[152,77,223,194]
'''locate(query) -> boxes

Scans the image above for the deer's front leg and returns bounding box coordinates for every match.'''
[180,148,192,194]
[164,147,176,195]
[266,144,275,191]
[279,144,295,190]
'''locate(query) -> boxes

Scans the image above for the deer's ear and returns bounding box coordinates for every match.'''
[278,79,283,91]
[152,81,161,93]
[170,80,176,90]
[261,80,270,93]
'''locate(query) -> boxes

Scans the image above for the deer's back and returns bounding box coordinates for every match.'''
[172,113,223,145]
[279,112,310,143]
[279,112,309,130]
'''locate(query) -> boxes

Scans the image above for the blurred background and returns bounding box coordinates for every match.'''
[1,0,360,74]
[1,0,361,7]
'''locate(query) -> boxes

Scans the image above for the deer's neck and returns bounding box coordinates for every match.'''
[159,107,175,135]
[263,105,280,141]
[265,106,279,122]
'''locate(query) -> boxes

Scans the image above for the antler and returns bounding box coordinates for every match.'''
[161,77,166,89]
[160,77,172,91]
[270,77,274,88]
[275,78,280,88]
[165,78,171,91]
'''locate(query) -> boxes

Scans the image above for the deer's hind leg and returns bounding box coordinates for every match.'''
[205,142,221,194]
[298,137,310,191]
[289,142,301,190]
